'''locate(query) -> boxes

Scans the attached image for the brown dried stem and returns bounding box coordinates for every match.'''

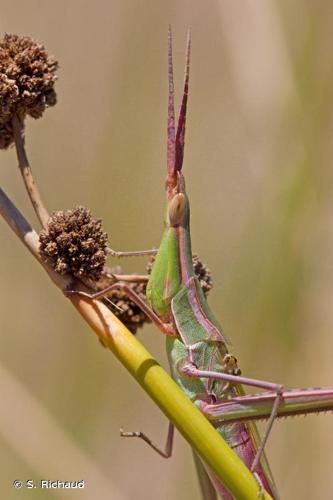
[12,114,50,228]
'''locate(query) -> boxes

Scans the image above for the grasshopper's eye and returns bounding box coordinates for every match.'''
[169,193,186,225]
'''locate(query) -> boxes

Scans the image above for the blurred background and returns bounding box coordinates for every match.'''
[1,1,333,499]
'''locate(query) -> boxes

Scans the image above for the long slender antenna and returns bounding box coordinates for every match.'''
[175,29,191,172]
[167,26,176,180]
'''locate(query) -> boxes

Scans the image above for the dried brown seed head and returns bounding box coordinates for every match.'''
[191,253,213,296]
[39,207,108,281]
[0,33,58,148]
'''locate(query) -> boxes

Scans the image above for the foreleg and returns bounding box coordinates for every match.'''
[65,282,176,336]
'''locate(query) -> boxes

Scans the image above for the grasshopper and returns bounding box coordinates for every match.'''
[71,30,333,499]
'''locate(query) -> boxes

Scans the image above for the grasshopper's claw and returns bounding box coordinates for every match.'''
[253,472,265,499]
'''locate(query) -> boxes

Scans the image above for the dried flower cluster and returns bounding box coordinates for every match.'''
[191,253,213,296]
[39,207,108,280]
[0,33,58,148]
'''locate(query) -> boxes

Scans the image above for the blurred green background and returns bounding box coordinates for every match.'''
[1,1,333,499]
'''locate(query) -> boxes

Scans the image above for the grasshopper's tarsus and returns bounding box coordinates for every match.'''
[64,288,124,312]
[120,422,174,459]
[253,472,265,499]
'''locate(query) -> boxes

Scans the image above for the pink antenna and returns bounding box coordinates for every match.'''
[166,28,191,198]
[167,26,176,181]
[175,29,191,172]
